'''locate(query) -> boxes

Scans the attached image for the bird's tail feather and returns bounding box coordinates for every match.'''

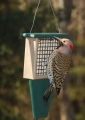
[56,88,61,95]
[43,86,53,104]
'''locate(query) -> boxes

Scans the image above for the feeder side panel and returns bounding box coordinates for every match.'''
[23,38,34,79]
[33,38,38,79]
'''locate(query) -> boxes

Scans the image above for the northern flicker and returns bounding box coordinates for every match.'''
[43,37,73,104]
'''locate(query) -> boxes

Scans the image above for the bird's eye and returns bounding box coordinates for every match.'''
[63,41,66,43]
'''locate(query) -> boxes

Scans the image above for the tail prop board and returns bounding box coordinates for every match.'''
[29,79,52,118]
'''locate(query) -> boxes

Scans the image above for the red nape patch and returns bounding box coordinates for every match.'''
[69,44,73,50]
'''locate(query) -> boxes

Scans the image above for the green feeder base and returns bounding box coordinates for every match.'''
[29,79,52,119]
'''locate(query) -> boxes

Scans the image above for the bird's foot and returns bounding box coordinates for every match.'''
[43,95,48,106]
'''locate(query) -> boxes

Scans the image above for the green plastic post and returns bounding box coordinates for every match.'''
[29,79,52,118]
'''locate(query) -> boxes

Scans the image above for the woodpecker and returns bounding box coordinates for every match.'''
[43,37,73,104]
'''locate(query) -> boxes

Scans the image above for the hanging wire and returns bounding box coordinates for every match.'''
[30,0,60,33]
[48,0,60,33]
[30,0,42,33]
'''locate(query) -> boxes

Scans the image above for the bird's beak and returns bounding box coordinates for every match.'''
[53,36,64,46]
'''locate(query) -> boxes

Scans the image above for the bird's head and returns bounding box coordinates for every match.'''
[60,38,73,51]
[54,36,73,54]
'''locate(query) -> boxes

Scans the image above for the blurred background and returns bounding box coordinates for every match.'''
[0,0,85,120]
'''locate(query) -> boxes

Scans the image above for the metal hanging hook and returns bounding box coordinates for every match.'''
[30,0,42,33]
[48,0,60,33]
[30,0,60,33]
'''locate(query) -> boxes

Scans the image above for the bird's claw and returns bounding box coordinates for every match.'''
[43,95,48,106]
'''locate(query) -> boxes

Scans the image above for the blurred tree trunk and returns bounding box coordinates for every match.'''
[57,0,67,33]
[68,0,85,41]
[75,0,85,41]
[59,0,73,32]
[59,77,75,120]
[59,0,75,120]
[48,92,61,120]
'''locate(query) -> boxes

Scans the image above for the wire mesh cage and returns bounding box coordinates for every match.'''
[36,38,60,76]
[21,33,69,80]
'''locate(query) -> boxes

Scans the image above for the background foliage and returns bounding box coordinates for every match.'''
[0,0,85,120]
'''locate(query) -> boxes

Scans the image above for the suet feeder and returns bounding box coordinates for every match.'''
[20,33,70,118]
[20,0,69,118]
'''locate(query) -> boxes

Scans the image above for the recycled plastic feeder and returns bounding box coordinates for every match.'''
[20,33,70,118]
